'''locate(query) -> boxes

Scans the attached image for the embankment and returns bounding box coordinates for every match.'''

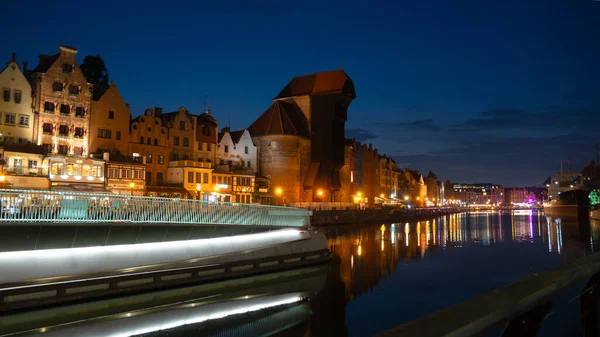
[310,208,463,226]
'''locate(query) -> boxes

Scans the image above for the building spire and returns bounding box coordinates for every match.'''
[206,101,211,115]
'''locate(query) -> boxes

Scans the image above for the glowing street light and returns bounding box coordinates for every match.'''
[317,189,324,197]
[129,182,135,196]
[0,175,5,182]
[380,193,384,198]
[196,183,201,200]
[357,192,362,197]
[404,195,409,201]
[276,187,283,196]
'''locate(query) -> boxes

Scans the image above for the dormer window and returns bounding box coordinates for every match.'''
[69,85,79,96]
[62,64,73,73]
[52,82,63,92]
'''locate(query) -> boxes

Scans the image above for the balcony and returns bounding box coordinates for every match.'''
[168,160,211,169]
[3,167,45,177]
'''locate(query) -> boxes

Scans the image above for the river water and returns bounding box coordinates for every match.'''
[4,211,599,337]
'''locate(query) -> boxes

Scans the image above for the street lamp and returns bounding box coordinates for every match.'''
[196,183,201,200]
[129,182,135,196]
[404,195,409,201]
[317,189,324,197]
[276,187,283,196]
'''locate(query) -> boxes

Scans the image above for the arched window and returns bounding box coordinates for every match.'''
[154,138,158,146]
[140,136,144,143]
[147,138,151,145]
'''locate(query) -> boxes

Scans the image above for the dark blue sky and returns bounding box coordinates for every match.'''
[3,0,599,186]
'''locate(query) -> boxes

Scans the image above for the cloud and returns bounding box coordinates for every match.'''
[346,128,379,142]
[381,119,442,131]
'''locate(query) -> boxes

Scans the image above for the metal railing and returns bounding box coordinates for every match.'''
[0,189,311,227]
[377,252,600,337]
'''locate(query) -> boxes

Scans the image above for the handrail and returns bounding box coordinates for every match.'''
[0,189,311,227]
[377,252,600,337]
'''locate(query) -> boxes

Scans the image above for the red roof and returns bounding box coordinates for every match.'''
[275,70,355,99]
[248,101,309,138]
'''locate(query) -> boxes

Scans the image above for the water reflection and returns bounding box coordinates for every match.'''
[326,211,599,303]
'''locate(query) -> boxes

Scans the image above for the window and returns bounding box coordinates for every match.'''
[188,172,194,183]
[44,102,55,113]
[60,104,70,115]
[69,85,79,96]
[122,168,131,179]
[75,107,85,117]
[156,172,164,185]
[146,172,152,185]
[52,82,63,92]
[42,143,52,153]
[147,154,152,163]
[147,138,151,145]
[14,91,21,104]
[140,136,144,143]
[224,145,229,153]
[116,131,121,140]
[244,146,249,154]
[154,138,158,146]
[98,129,112,139]
[134,169,144,180]
[183,137,189,147]
[180,121,185,130]
[247,161,251,167]
[62,64,73,73]
[108,110,115,119]
[4,113,15,124]
[132,152,140,157]
[18,115,29,126]
[148,127,151,132]
[202,125,211,136]
[196,172,201,183]
[108,167,119,178]
[203,173,209,184]
[212,176,217,185]
[173,136,180,146]
[182,154,189,160]
[207,143,211,151]
[13,158,22,168]
[28,160,38,169]
[158,155,164,164]
[172,153,179,161]
[58,145,68,154]
[3,89,9,102]
[74,127,84,138]
[59,124,69,136]
[42,123,53,134]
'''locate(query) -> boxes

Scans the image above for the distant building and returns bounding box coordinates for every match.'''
[0,53,34,144]
[453,183,504,205]
[0,144,48,190]
[426,171,439,204]
[31,45,93,156]
[379,155,399,203]
[217,127,257,172]
[249,70,356,204]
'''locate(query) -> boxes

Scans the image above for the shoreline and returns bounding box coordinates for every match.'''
[310,208,463,226]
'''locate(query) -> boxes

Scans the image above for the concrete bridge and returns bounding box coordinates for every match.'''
[0,189,329,311]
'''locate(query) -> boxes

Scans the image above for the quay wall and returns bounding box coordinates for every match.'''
[310,208,463,226]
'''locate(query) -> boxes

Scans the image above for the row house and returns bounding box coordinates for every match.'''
[32,45,93,157]
[0,53,34,145]
[453,183,504,205]
[214,128,257,203]
[379,155,399,202]
[89,81,146,195]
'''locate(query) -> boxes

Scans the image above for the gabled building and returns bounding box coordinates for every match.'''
[249,70,355,204]
[130,108,169,189]
[217,127,257,172]
[160,106,195,161]
[31,45,93,156]
[0,53,34,145]
[195,107,218,164]
[90,82,145,195]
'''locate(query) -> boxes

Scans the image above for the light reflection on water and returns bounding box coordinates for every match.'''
[325,211,600,337]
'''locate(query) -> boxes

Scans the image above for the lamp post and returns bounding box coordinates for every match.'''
[129,182,135,196]
[196,183,201,200]
[275,187,283,206]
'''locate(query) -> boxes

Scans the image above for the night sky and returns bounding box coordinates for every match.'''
[3,0,599,186]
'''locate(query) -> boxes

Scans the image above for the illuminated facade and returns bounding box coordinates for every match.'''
[0,53,34,144]
[32,45,93,157]
[453,183,504,205]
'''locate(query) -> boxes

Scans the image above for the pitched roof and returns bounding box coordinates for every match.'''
[248,101,310,138]
[32,54,59,73]
[275,70,355,99]
[197,112,218,127]
[230,130,244,143]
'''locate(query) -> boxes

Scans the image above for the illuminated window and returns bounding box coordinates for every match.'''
[158,155,164,164]
[188,172,194,183]
[51,162,64,175]
[82,165,91,176]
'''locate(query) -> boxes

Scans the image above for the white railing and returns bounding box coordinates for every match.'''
[0,189,311,227]
[289,202,360,211]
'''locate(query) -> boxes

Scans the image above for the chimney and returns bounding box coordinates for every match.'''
[155,107,163,116]
[11,52,16,62]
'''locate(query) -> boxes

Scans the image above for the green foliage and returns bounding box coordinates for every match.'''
[80,55,109,90]
[590,191,600,206]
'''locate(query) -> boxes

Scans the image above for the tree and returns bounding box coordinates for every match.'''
[80,55,109,90]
